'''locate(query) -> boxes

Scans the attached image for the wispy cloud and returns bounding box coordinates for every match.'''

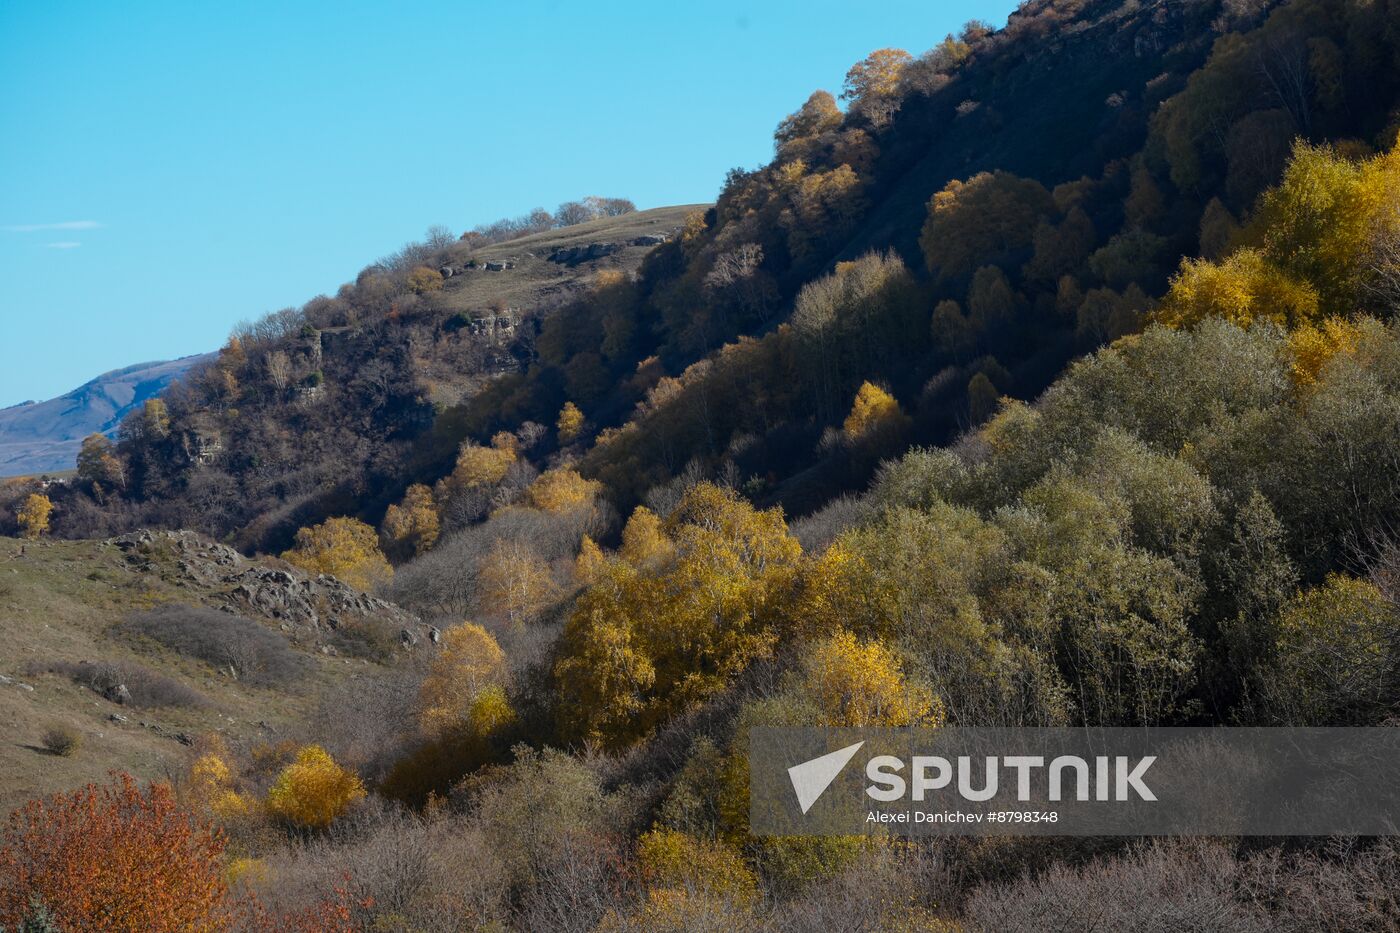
[45,241,82,249]
[4,220,102,232]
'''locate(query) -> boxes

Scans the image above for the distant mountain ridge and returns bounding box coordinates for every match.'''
[0,355,213,476]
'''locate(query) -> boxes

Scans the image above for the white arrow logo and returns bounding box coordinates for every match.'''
[788,741,865,814]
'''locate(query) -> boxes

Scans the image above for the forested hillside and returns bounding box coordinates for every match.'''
[13,0,1400,549]
[0,204,692,551]
[5,0,1400,929]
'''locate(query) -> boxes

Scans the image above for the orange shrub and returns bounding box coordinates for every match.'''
[0,772,367,932]
[0,773,228,932]
[407,265,444,293]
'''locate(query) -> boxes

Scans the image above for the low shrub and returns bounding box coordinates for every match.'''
[303,669,419,782]
[41,725,81,757]
[121,604,303,687]
[27,658,206,709]
[962,840,1263,931]
[329,618,399,663]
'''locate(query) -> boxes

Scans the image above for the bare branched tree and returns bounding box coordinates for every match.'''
[424,224,456,250]
[1255,31,1310,134]
[265,350,292,392]
[1361,197,1400,315]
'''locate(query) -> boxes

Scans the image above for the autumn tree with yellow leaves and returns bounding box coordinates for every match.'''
[417,623,508,737]
[434,436,520,528]
[526,468,602,514]
[842,48,912,126]
[556,401,585,444]
[1155,248,1319,330]
[842,381,911,443]
[573,535,607,585]
[619,505,673,568]
[554,483,802,748]
[552,562,658,748]
[281,516,393,591]
[1158,140,1400,329]
[799,629,942,727]
[16,493,52,540]
[1287,316,1368,387]
[185,738,255,825]
[380,483,440,560]
[76,433,125,490]
[141,398,170,439]
[440,439,517,494]
[265,745,365,830]
[1251,575,1399,726]
[636,827,758,904]
[407,265,444,294]
[476,539,560,626]
[383,624,519,803]
[774,90,842,157]
[920,171,1055,284]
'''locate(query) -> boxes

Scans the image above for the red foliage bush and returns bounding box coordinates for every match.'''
[0,772,369,932]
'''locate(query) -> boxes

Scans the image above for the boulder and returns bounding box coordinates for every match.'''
[549,242,620,265]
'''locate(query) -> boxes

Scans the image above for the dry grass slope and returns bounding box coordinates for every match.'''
[0,536,400,814]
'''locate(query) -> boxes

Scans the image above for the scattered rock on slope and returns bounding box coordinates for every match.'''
[106,529,428,643]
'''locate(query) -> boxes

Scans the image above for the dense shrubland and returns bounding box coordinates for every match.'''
[7,0,1400,928]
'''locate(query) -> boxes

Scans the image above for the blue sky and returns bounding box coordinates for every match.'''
[0,0,1009,408]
